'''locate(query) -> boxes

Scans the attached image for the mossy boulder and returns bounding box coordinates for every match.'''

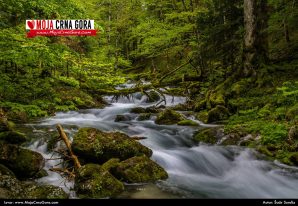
[193,128,223,144]
[145,106,159,113]
[0,142,45,179]
[137,113,151,121]
[72,128,152,163]
[155,109,185,125]
[0,118,12,132]
[25,184,68,199]
[289,153,298,166]
[288,125,298,142]
[0,164,15,177]
[146,91,160,103]
[219,133,242,146]
[111,156,168,183]
[194,100,206,111]
[130,107,159,114]
[196,110,208,123]
[101,158,120,171]
[0,175,23,198]
[208,92,225,108]
[0,131,27,144]
[0,174,67,199]
[207,105,229,123]
[75,164,124,198]
[177,120,199,126]
[115,115,132,122]
[130,107,146,114]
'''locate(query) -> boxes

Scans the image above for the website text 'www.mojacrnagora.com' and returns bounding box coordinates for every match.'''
[3,201,59,205]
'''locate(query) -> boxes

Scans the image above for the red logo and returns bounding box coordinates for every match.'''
[27,20,35,30]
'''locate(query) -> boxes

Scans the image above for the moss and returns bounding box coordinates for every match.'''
[0,174,67,199]
[137,113,151,121]
[0,142,45,179]
[196,110,208,123]
[220,133,242,146]
[194,99,206,112]
[193,128,219,144]
[101,158,120,171]
[130,107,146,114]
[34,169,48,179]
[207,105,229,123]
[75,164,124,198]
[177,120,199,126]
[25,184,68,199]
[72,128,152,163]
[0,131,27,144]
[146,91,160,103]
[257,146,274,157]
[209,92,225,107]
[111,156,168,183]
[289,153,298,166]
[0,118,12,132]
[155,109,185,125]
[47,134,59,152]
[286,103,298,121]
[0,164,15,177]
[288,125,298,142]
[145,106,159,113]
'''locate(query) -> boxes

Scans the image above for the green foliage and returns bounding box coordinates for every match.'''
[57,76,80,88]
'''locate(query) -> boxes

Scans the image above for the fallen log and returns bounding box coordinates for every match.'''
[56,124,81,169]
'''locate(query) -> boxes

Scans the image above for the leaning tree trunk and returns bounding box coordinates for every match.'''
[243,0,268,77]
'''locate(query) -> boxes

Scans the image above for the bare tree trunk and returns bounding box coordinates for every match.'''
[243,0,258,77]
[243,0,268,77]
[57,124,81,170]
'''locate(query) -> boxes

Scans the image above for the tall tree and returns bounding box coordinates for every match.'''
[243,0,269,77]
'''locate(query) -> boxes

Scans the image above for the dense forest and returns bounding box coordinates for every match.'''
[0,0,298,200]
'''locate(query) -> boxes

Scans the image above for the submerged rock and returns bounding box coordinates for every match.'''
[111,156,168,183]
[193,128,221,144]
[155,109,185,125]
[137,113,151,121]
[146,91,160,103]
[131,106,159,114]
[207,105,229,123]
[72,128,152,163]
[114,115,132,122]
[0,131,27,144]
[177,120,199,126]
[75,164,124,198]
[130,107,146,114]
[0,142,44,179]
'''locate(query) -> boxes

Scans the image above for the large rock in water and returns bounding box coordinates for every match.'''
[72,128,152,163]
[207,105,229,123]
[155,109,185,125]
[111,156,168,183]
[0,174,67,199]
[75,164,124,198]
[0,131,27,144]
[0,142,44,179]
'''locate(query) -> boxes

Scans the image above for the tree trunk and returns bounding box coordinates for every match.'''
[243,0,269,77]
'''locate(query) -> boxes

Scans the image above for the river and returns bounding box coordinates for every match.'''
[20,87,298,199]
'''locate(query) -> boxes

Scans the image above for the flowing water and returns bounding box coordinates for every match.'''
[22,88,298,199]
